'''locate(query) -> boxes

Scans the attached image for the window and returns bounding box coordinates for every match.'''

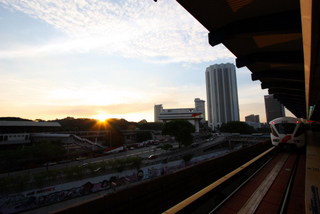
[275,123,296,134]
[294,123,306,137]
[270,125,279,137]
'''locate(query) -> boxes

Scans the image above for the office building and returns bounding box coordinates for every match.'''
[264,94,285,123]
[245,114,261,129]
[194,98,206,123]
[154,104,163,122]
[205,63,240,129]
[245,114,260,123]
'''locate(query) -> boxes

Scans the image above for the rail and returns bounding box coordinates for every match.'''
[163,147,275,214]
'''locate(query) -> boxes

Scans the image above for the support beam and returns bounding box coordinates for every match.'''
[273,93,305,99]
[208,9,301,46]
[251,70,304,81]
[236,51,303,68]
[261,81,305,90]
[268,89,305,96]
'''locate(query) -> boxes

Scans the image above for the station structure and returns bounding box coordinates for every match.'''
[174,0,320,213]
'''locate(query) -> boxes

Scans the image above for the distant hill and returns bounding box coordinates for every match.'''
[0,116,163,131]
[0,117,32,121]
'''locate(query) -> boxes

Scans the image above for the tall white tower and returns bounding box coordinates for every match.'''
[154,104,163,122]
[205,63,240,129]
[194,98,206,123]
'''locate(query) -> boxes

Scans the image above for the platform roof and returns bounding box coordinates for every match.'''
[0,121,61,127]
[176,0,320,121]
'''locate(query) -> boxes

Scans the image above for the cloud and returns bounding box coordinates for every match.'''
[0,0,234,62]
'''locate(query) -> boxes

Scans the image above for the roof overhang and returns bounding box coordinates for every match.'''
[176,0,320,121]
[0,121,61,127]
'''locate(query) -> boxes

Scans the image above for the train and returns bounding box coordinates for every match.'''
[269,117,307,149]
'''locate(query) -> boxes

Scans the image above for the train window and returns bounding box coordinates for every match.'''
[275,123,296,134]
[270,125,279,137]
[294,123,306,137]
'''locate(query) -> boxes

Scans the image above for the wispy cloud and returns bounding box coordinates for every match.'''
[0,0,249,122]
[0,0,233,62]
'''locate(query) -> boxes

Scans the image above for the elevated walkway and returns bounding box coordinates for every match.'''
[71,134,105,149]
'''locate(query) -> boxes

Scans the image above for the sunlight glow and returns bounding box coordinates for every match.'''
[93,113,109,122]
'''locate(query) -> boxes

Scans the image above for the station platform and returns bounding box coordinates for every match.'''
[306,131,320,214]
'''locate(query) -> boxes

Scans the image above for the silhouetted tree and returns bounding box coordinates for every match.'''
[220,121,256,134]
[160,143,173,152]
[34,139,66,170]
[136,131,152,142]
[182,153,193,166]
[162,120,195,148]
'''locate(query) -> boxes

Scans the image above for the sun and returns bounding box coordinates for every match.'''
[93,113,109,122]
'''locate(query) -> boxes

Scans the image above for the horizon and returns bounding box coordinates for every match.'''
[0,1,294,123]
[0,115,292,125]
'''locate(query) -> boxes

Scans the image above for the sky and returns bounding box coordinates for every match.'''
[0,0,293,123]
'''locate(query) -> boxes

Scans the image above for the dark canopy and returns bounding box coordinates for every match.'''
[177,0,320,121]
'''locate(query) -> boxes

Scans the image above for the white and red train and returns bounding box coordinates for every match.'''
[269,117,307,149]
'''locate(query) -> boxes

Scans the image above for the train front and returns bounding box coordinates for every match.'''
[269,117,306,150]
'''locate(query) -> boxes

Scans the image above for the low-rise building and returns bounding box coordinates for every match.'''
[158,108,203,132]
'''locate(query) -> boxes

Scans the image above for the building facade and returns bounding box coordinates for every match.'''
[158,108,203,132]
[0,121,61,149]
[245,114,261,129]
[245,114,260,123]
[194,98,206,123]
[264,94,285,123]
[205,63,240,129]
[154,104,163,122]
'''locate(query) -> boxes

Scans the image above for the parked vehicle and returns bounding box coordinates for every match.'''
[191,143,199,147]
[148,155,157,159]
[76,157,85,161]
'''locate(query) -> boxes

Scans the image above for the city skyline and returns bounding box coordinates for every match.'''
[0,1,294,123]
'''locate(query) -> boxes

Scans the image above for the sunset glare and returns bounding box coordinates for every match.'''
[0,1,294,122]
[93,113,109,122]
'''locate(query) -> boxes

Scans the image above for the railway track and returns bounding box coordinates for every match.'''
[163,148,305,214]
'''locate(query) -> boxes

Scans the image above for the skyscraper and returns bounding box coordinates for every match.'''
[205,63,240,129]
[194,98,206,123]
[264,94,285,123]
